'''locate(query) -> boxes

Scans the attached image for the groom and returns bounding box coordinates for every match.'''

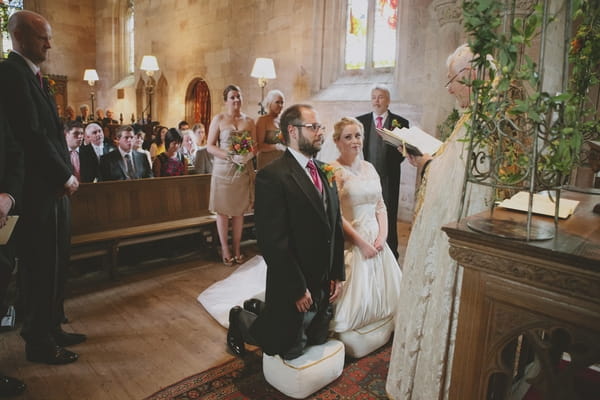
[227,104,345,359]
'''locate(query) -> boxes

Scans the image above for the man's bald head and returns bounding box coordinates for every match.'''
[8,10,52,65]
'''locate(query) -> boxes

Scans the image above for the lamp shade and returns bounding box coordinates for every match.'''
[83,69,99,82]
[140,55,160,71]
[250,58,276,79]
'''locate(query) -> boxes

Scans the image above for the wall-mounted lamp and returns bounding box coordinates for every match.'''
[83,69,99,116]
[140,55,159,122]
[250,57,276,115]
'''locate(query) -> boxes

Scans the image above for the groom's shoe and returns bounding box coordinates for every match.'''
[243,298,263,315]
[227,307,246,357]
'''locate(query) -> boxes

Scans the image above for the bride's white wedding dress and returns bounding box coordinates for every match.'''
[329,159,402,332]
[198,159,402,334]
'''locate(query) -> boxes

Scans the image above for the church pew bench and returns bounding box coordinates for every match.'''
[70,174,216,279]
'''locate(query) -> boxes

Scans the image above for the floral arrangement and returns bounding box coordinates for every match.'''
[274,130,285,144]
[229,130,255,172]
[319,163,337,187]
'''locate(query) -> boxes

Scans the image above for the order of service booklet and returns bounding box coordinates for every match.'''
[497,191,579,219]
[0,215,18,245]
[377,126,443,157]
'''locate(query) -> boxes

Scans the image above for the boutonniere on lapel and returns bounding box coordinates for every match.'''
[43,75,56,95]
[319,163,337,187]
[391,119,403,129]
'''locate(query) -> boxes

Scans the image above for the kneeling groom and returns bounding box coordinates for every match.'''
[227,104,345,360]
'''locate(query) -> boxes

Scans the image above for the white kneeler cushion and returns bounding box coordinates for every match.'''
[337,316,394,358]
[262,339,345,399]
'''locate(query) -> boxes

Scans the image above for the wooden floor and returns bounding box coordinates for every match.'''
[0,222,411,400]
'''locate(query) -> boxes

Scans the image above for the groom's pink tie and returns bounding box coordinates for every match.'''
[376,116,383,129]
[306,160,323,194]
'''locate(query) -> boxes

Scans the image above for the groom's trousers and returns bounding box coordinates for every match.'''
[236,288,332,360]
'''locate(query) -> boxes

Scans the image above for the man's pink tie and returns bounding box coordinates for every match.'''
[36,71,43,89]
[376,116,383,129]
[70,150,80,180]
[306,159,323,193]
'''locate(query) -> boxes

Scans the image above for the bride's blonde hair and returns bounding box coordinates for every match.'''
[333,117,364,141]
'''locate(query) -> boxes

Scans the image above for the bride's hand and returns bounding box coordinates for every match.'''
[358,239,378,259]
[373,236,385,252]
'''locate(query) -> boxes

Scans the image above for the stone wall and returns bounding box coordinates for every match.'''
[26,0,467,221]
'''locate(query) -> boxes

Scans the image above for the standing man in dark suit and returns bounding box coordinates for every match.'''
[98,125,153,181]
[0,10,85,365]
[227,104,345,359]
[0,102,27,397]
[357,84,409,259]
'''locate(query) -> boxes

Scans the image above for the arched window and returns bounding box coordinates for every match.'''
[185,78,211,131]
[345,0,398,71]
[125,0,135,74]
[0,0,23,59]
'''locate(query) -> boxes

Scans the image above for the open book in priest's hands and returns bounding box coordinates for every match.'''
[376,126,443,157]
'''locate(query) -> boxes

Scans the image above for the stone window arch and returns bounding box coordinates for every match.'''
[0,0,23,58]
[185,78,211,131]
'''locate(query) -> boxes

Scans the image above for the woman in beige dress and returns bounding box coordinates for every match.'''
[255,89,285,169]
[207,85,256,265]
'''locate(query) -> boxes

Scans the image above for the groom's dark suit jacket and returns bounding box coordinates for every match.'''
[0,52,73,342]
[357,111,408,258]
[250,150,345,356]
[98,149,153,181]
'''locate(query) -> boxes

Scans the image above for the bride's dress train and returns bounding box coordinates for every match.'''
[197,255,266,328]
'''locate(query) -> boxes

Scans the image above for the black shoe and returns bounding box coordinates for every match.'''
[243,298,263,315]
[0,375,26,397]
[25,343,79,365]
[53,330,86,347]
[227,306,246,357]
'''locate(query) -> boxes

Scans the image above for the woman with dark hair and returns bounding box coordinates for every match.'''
[152,128,188,177]
[207,84,256,265]
[150,125,168,160]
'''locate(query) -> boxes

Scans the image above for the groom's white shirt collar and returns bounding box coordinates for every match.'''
[288,147,314,180]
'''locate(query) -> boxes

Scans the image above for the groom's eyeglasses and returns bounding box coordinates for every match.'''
[293,123,325,132]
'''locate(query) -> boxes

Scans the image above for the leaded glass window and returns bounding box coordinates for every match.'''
[1,0,23,59]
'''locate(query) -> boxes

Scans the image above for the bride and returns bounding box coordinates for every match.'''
[199,116,402,335]
[328,117,402,332]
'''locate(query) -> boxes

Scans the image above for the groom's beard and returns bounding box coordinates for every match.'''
[298,130,323,158]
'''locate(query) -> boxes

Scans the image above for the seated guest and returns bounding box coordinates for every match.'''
[62,104,76,124]
[76,104,91,123]
[152,128,188,177]
[101,109,118,126]
[178,120,190,132]
[63,121,84,182]
[95,108,104,122]
[180,130,197,165]
[192,123,213,174]
[133,130,152,167]
[98,125,153,181]
[79,123,116,182]
[150,125,167,160]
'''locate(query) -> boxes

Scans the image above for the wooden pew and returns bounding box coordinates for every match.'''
[70,174,216,279]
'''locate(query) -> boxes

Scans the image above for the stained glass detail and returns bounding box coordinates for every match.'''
[345,0,397,70]
[1,0,24,59]
[345,0,368,70]
[373,0,397,68]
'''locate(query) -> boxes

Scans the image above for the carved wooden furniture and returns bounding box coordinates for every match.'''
[70,174,215,279]
[443,191,600,399]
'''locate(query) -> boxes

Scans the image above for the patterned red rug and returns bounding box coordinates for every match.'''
[145,342,391,399]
